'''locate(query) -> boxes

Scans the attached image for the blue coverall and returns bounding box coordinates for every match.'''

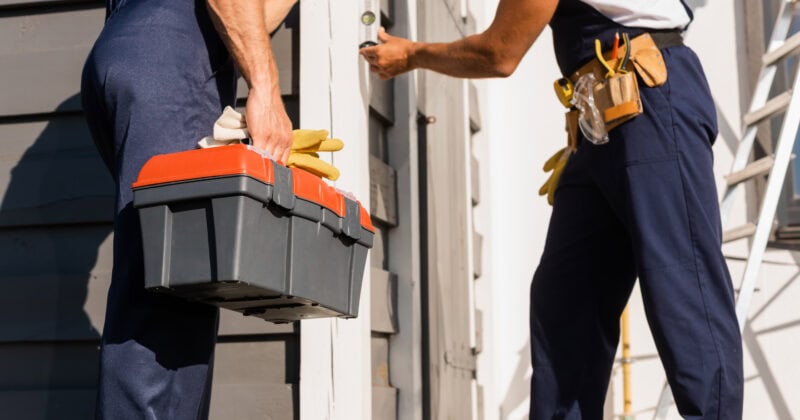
[530,1,744,419]
[81,0,237,417]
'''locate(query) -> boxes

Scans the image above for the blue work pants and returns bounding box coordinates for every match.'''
[81,0,237,417]
[530,45,744,419]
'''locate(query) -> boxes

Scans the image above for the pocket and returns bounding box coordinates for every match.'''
[594,71,643,130]
[612,79,678,163]
[625,157,693,270]
[661,47,719,150]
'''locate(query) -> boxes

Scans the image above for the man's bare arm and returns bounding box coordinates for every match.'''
[361,0,557,79]
[264,0,297,33]
[207,0,297,162]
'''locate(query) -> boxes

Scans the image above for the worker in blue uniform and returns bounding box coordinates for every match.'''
[362,0,744,418]
[81,0,297,417]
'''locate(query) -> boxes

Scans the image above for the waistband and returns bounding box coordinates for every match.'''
[648,30,684,50]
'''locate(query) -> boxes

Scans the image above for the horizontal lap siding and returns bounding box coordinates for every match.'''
[0,115,114,227]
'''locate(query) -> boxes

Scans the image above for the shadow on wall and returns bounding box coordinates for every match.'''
[0,94,113,419]
[499,338,531,419]
[741,267,800,420]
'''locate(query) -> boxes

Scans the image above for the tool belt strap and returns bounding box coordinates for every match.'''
[568,31,684,84]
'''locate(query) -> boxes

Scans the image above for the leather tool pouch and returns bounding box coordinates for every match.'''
[593,71,643,131]
[631,44,668,87]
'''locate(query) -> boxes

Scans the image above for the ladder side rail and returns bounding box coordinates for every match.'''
[734,64,800,329]
[766,1,798,53]
[742,0,796,127]
[653,382,672,420]
[720,2,796,225]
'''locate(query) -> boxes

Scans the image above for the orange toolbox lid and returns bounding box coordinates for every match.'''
[134,145,375,233]
[358,202,374,233]
[133,145,273,188]
[291,167,344,216]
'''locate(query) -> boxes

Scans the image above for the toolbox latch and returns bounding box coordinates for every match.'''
[343,198,361,240]
[272,162,295,210]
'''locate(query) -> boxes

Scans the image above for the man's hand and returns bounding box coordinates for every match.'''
[360,28,417,80]
[246,85,293,163]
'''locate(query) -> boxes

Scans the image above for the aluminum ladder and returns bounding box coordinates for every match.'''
[653,0,800,417]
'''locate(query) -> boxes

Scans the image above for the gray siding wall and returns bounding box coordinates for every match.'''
[0,2,299,418]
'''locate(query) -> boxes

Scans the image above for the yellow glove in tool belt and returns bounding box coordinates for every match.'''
[288,129,344,181]
[538,146,573,206]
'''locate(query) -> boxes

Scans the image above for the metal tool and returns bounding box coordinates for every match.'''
[594,39,616,78]
[359,0,380,49]
[617,32,631,73]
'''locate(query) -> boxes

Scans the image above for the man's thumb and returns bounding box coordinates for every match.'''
[378,27,391,43]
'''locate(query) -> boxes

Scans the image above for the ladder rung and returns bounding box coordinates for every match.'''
[763,32,800,67]
[744,91,793,127]
[725,156,775,187]
[723,223,757,243]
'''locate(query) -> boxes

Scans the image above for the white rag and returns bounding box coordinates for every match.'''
[197,106,250,148]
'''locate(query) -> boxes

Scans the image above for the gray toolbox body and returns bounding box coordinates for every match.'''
[132,145,374,323]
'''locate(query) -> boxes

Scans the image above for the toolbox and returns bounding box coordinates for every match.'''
[132,145,374,323]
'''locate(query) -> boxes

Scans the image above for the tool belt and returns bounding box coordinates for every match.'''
[569,31,683,86]
[558,31,684,148]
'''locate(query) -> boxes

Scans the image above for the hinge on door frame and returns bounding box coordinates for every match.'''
[444,349,477,373]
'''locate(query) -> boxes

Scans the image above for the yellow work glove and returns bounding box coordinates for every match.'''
[538,146,573,206]
[287,129,344,181]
